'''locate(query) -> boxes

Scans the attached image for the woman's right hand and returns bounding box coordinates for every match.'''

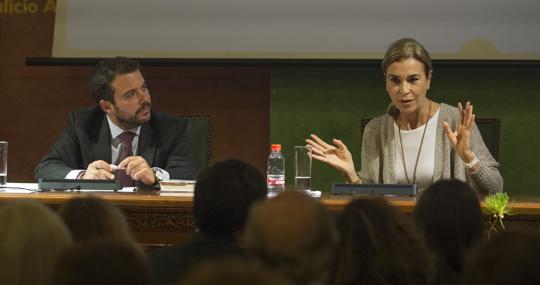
[306,134,359,183]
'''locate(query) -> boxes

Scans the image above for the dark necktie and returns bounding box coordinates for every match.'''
[116,131,136,187]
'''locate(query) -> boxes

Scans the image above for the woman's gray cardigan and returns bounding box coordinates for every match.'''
[359,103,503,194]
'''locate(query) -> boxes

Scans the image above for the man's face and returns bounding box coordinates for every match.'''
[103,70,152,130]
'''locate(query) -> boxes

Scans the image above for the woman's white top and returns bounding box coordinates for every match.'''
[393,109,440,191]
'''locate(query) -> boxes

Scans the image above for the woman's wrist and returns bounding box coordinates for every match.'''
[461,150,476,164]
[463,152,480,174]
[467,162,481,174]
[462,152,479,167]
[343,170,361,184]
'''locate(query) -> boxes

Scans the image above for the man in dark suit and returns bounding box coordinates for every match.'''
[35,57,194,186]
[148,159,268,285]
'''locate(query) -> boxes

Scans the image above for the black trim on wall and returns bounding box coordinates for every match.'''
[26,57,540,68]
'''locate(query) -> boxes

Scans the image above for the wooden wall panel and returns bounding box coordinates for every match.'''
[0,7,270,182]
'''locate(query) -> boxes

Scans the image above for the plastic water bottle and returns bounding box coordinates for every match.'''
[267,144,285,193]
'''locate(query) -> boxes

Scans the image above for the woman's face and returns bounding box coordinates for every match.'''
[385,58,432,116]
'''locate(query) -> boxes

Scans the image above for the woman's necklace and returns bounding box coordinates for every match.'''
[397,102,432,184]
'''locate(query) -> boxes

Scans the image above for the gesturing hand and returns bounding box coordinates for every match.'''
[306,134,358,182]
[443,101,476,163]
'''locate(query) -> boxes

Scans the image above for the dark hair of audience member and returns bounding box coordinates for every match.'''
[0,200,72,285]
[463,230,540,285]
[413,179,484,282]
[54,239,150,285]
[330,197,435,285]
[59,196,135,243]
[177,257,292,285]
[194,159,268,237]
[245,191,338,285]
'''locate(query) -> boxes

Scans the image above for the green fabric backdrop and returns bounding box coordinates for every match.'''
[270,65,540,196]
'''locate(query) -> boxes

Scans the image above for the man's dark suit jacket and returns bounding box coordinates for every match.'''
[35,107,195,180]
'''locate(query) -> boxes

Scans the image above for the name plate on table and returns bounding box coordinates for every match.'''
[331,183,417,197]
[38,179,121,191]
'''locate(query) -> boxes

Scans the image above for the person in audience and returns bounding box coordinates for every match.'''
[245,191,338,285]
[35,56,195,188]
[149,159,268,285]
[177,257,292,285]
[59,196,135,243]
[0,200,72,285]
[464,230,540,285]
[414,179,484,284]
[330,197,434,285]
[306,38,502,193]
[54,239,150,285]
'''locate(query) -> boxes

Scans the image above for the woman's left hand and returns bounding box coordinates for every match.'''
[443,101,477,163]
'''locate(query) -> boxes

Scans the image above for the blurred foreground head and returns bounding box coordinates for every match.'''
[414,179,483,273]
[59,196,134,243]
[194,159,268,237]
[464,231,540,285]
[0,200,72,285]
[331,197,434,285]
[54,240,150,285]
[177,257,292,285]
[245,191,337,284]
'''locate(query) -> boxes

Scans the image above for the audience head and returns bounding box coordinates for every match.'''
[90,56,140,104]
[194,159,268,237]
[382,37,432,77]
[0,200,72,285]
[54,240,150,285]
[330,197,434,285]
[59,196,134,243]
[177,257,292,285]
[245,191,338,285]
[464,230,540,285]
[414,179,483,273]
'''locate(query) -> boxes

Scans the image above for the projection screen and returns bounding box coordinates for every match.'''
[52,0,540,60]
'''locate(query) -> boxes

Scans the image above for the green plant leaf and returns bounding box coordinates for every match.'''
[483,192,512,237]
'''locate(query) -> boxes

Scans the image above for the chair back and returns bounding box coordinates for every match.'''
[475,118,501,161]
[179,115,214,176]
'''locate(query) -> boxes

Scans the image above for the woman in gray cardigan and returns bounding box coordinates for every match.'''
[306,38,502,194]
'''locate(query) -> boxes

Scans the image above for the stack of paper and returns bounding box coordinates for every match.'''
[159,180,196,192]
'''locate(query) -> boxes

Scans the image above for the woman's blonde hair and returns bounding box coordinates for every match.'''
[0,200,72,285]
[381,38,432,77]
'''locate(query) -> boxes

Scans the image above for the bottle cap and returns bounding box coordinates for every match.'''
[271,144,281,151]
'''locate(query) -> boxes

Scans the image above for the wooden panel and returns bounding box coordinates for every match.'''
[0,10,271,182]
[1,192,539,245]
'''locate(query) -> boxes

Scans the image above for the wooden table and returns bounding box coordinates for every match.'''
[0,188,195,245]
[1,188,539,245]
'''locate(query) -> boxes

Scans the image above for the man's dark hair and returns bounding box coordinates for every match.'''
[194,159,267,236]
[90,57,140,104]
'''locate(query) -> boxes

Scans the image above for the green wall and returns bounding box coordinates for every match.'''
[270,65,540,196]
